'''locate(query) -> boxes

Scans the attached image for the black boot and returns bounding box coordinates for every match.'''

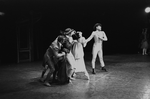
[92,68,96,74]
[101,67,107,72]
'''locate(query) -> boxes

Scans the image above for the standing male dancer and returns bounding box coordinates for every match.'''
[86,23,108,74]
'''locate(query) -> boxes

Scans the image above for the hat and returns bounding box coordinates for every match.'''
[63,28,75,35]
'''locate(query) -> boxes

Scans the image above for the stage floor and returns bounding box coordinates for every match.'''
[0,54,150,99]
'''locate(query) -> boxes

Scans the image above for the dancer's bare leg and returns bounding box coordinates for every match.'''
[44,60,55,87]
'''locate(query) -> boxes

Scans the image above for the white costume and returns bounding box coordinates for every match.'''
[72,36,89,79]
[86,30,108,69]
[66,35,77,69]
[62,28,77,80]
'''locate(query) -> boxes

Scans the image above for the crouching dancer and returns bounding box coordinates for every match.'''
[40,35,66,86]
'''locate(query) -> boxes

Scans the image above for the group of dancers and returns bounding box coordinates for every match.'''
[40,23,108,86]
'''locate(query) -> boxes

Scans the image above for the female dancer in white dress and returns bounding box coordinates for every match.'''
[72,31,89,80]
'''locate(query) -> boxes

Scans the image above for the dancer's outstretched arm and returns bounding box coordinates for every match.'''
[86,32,94,43]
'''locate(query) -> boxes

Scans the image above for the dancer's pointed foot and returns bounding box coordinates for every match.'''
[69,80,72,83]
[101,67,107,72]
[68,77,74,83]
[44,82,51,87]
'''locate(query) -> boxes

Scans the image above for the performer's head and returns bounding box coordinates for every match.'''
[57,35,66,44]
[63,28,76,36]
[72,31,82,40]
[77,31,82,38]
[94,23,102,31]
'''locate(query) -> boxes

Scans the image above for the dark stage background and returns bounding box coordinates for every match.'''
[0,0,150,64]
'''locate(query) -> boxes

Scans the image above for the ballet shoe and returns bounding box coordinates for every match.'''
[69,79,72,83]
[44,82,51,87]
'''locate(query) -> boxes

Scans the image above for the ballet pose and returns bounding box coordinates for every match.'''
[86,23,108,74]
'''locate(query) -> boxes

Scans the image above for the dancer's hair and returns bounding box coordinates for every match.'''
[57,35,66,44]
[94,23,102,29]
